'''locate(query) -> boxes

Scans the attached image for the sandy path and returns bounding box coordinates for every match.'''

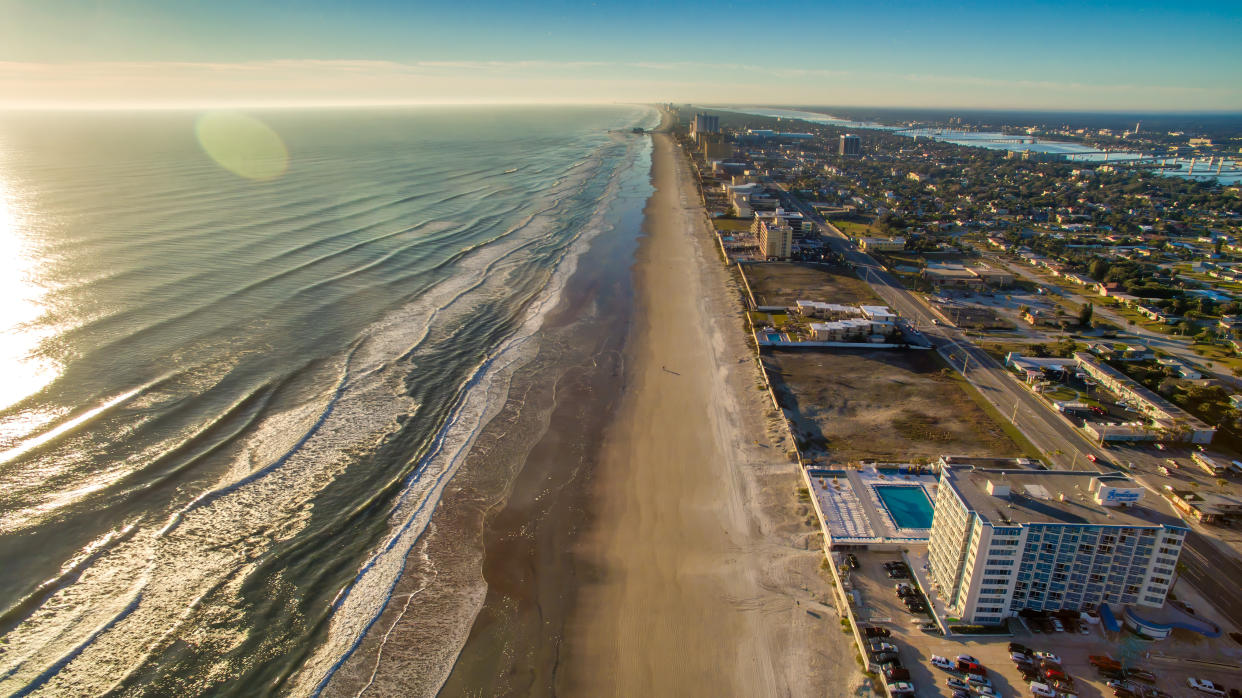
[557,125,853,696]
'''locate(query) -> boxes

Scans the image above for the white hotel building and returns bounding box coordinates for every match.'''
[927,466,1188,625]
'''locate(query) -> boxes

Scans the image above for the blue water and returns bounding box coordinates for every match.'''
[875,485,935,529]
[0,105,656,696]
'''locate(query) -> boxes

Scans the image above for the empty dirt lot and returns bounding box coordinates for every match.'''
[743,262,880,307]
[763,349,1021,464]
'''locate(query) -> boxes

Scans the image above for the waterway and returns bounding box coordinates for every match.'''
[721,107,1242,184]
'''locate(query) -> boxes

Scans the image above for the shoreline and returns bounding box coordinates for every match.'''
[331,110,854,696]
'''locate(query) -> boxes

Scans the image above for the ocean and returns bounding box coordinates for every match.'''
[0,105,657,696]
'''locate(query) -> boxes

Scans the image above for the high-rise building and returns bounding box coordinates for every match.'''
[691,113,720,140]
[927,465,1187,625]
[839,133,861,156]
[756,219,793,260]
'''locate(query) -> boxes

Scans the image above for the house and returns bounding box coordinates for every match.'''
[1137,306,1177,324]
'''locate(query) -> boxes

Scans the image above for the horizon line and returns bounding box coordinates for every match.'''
[1,100,1239,117]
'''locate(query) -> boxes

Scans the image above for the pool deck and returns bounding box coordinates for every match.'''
[807,464,939,547]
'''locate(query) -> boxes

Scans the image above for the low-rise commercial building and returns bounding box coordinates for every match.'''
[1073,353,1215,444]
[859,236,906,252]
[928,466,1187,625]
[922,263,984,288]
[1165,487,1242,524]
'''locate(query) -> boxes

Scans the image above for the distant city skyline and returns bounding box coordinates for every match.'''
[1,0,1239,111]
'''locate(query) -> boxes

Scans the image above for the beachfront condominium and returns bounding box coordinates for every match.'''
[691,113,720,140]
[839,134,861,156]
[756,219,793,260]
[927,466,1188,625]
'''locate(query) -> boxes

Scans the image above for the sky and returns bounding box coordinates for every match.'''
[0,0,1239,111]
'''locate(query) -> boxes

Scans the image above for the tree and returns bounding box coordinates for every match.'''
[1089,258,1110,281]
[1077,302,1094,327]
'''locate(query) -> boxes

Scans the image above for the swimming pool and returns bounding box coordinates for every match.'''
[874,485,935,529]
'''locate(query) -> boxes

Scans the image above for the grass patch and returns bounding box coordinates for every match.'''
[945,370,1044,460]
[891,410,954,442]
[713,217,752,233]
[832,219,882,238]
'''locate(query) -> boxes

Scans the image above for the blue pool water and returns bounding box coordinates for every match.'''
[875,485,935,529]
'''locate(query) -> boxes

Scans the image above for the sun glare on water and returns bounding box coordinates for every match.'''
[0,174,60,419]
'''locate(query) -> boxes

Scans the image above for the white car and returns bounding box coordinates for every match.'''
[1187,678,1226,696]
[1032,651,1061,663]
[888,681,915,693]
[931,655,955,670]
[973,687,997,697]
[1050,619,1064,632]
[1029,682,1056,698]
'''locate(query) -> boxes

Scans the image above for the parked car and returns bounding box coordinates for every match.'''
[863,626,891,638]
[1188,678,1226,696]
[1126,669,1156,684]
[884,665,910,682]
[872,652,899,664]
[931,655,955,671]
[1089,655,1121,670]
[1030,683,1057,698]
[1009,642,1031,654]
[957,660,985,676]
[868,641,897,654]
[956,654,980,665]
[973,687,998,697]
[1050,618,1065,632]
[888,681,915,693]
[967,675,992,688]
[1041,668,1068,683]
[947,677,970,691]
[952,692,971,698]
[1011,652,1031,663]
[1033,651,1061,663]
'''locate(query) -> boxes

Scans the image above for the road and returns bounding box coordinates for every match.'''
[779,191,1242,632]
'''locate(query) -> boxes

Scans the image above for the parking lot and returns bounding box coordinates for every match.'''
[842,550,1242,698]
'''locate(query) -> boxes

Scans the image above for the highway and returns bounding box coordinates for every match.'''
[779,191,1242,632]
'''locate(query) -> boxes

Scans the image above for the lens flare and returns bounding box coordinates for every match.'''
[195,111,289,181]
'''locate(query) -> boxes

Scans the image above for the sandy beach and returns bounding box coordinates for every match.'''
[555,119,854,696]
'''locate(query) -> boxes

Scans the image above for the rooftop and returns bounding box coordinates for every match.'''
[944,466,1186,529]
